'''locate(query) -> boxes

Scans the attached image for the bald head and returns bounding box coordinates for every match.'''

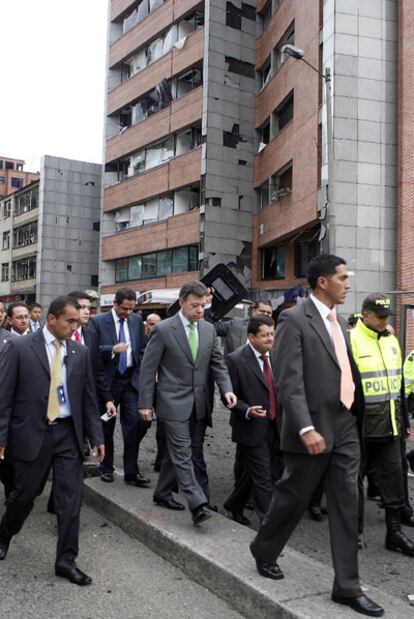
[145,313,161,334]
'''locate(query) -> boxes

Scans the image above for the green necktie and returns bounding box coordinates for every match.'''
[47,340,62,422]
[188,322,198,362]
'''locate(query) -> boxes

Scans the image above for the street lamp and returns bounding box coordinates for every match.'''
[281,44,333,254]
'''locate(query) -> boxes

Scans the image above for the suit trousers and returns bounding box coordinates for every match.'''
[101,371,149,476]
[0,451,15,499]
[251,408,362,598]
[155,414,207,511]
[0,419,83,571]
[155,416,210,502]
[224,442,272,521]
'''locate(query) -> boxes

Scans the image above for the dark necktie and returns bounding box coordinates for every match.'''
[260,354,276,420]
[118,319,127,374]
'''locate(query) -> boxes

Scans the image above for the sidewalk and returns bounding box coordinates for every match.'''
[84,472,410,619]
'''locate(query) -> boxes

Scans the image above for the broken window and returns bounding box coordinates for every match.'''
[273,91,294,134]
[115,258,129,282]
[115,246,198,281]
[128,256,142,280]
[259,119,270,145]
[295,238,319,277]
[225,56,255,79]
[257,179,270,210]
[158,194,174,220]
[130,204,145,227]
[226,3,256,30]
[262,245,285,279]
[174,69,202,97]
[114,207,131,231]
[259,2,272,32]
[274,22,295,70]
[258,56,271,92]
[3,200,11,218]
[122,0,165,34]
[14,187,38,216]
[128,151,145,176]
[223,124,245,148]
[157,250,173,276]
[271,162,293,200]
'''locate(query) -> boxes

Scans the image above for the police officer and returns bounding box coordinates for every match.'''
[351,294,414,556]
[403,351,414,518]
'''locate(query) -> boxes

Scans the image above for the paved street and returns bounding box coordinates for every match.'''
[113,401,414,604]
[0,486,243,619]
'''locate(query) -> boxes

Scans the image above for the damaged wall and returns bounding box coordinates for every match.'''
[200,0,257,288]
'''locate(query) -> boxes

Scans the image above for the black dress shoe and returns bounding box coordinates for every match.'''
[207,503,218,512]
[308,505,324,521]
[332,594,384,617]
[401,512,414,527]
[191,505,211,526]
[249,542,284,580]
[227,510,251,526]
[124,473,150,487]
[0,540,10,560]
[153,496,185,511]
[100,472,114,483]
[55,566,92,586]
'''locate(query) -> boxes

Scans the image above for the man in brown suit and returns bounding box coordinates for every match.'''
[250,254,383,618]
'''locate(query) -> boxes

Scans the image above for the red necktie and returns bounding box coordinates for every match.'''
[74,330,81,343]
[260,354,276,420]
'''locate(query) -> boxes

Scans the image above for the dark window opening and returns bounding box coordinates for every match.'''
[91,275,99,287]
[259,119,270,145]
[5,161,14,170]
[262,245,285,279]
[270,162,293,200]
[11,177,22,189]
[259,2,272,32]
[274,21,295,70]
[273,92,294,134]
[12,256,36,282]
[295,239,319,277]
[93,221,100,232]
[225,56,255,79]
[258,57,271,91]
[223,124,244,148]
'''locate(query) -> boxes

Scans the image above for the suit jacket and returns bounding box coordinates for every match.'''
[0,329,104,462]
[90,311,146,392]
[271,298,363,454]
[138,314,233,421]
[214,317,248,356]
[82,325,112,405]
[0,328,13,356]
[226,344,275,446]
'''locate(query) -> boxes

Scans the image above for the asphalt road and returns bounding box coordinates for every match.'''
[113,400,414,605]
[0,486,243,619]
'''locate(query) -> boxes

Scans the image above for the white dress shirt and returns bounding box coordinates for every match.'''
[179,311,199,347]
[111,308,133,368]
[43,325,71,419]
[245,343,272,419]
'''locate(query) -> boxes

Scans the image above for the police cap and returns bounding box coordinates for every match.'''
[361,293,395,317]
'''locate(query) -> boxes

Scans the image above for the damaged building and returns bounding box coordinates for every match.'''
[100,0,402,315]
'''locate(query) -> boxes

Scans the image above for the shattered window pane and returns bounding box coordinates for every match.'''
[129,151,145,176]
[159,195,174,220]
[128,256,142,280]
[157,250,173,276]
[130,204,145,227]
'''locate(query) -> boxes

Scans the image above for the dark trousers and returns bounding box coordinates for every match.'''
[400,435,413,517]
[101,371,149,476]
[227,420,284,519]
[251,410,361,597]
[0,420,83,570]
[154,414,207,511]
[224,443,272,521]
[358,438,406,533]
[0,451,15,499]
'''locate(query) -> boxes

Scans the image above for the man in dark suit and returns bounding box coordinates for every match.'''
[0,296,104,585]
[28,302,43,332]
[224,315,281,525]
[139,281,237,525]
[0,327,14,499]
[250,255,384,618]
[90,288,148,486]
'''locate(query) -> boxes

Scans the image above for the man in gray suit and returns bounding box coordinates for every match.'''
[250,255,384,618]
[214,300,273,356]
[139,281,236,525]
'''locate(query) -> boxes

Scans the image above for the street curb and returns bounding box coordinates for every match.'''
[83,473,408,619]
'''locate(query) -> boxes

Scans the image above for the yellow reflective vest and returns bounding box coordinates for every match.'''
[350,320,402,439]
[404,351,414,397]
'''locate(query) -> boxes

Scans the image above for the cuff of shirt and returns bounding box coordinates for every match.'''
[299,425,315,437]
[245,408,251,420]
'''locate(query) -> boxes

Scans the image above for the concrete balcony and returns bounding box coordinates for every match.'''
[106,86,202,163]
[104,147,202,211]
[109,0,203,68]
[11,244,38,260]
[107,27,204,115]
[102,208,200,260]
